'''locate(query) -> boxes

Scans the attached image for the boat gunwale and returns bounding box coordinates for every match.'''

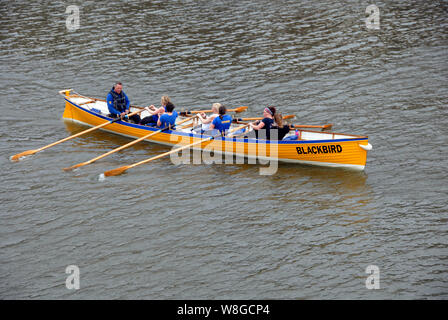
[64,97,369,145]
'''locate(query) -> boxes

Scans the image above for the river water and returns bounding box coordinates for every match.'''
[0,0,447,299]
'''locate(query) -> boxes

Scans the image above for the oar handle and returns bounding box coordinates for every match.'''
[233,117,261,122]
[176,114,199,126]
[120,108,144,118]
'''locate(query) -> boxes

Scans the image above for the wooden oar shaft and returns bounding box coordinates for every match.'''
[104,122,250,177]
[127,123,250,170]
[290,124,332,129]
[234,114,295,121]
[10,109,144,161]
[234,120,332,130]
[73,130,162,168]
[182,106,248,115]
[105,136,214,176]
[132,137,213,170]
[64,115,197,170]
[41,109,143,151]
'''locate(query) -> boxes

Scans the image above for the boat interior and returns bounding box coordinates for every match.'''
[64,95,366,142]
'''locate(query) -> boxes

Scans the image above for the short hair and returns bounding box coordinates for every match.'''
[165,102,175,113]
[114,82,123,88]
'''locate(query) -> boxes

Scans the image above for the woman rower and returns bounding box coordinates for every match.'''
[140,96,172,126]
[157,102,178,129]
[196,103,221,133]
[208,105,232,136]
[249,106,276,140]
[271,112,290,140]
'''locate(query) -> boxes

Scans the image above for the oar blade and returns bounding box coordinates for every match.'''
[234,106,248,113]
[10,149,38,162]
[62,162,87,171]
[104,165,129,177]
[321,124,333,131]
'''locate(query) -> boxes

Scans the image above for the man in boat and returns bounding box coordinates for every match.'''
[106,82,141,124]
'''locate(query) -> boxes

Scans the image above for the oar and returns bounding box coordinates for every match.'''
[10,109,145,162]
[233,119,332,131]
[180,106,248,116]
[62,116,197,171]
[102,122,252,177]
[290,124,333,131]
[233,114,295,122]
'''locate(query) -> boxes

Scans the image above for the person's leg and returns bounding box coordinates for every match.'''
[129,114,141,124]
[140,116,156,126]
[282,135,298,141]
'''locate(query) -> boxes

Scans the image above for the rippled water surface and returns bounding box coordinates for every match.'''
[1,1,447,299]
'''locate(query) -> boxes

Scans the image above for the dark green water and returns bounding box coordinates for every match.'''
[0,0,447,299]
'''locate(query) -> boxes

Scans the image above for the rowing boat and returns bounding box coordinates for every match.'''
[59,90,372,170]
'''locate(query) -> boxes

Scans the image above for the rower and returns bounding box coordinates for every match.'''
[271,112,290,140]
[208,106,232,136]
[107,82,141,124]
[196,103,221,133]
[249,106,276,140]
[157,102,178,130]
[140,96,172,126]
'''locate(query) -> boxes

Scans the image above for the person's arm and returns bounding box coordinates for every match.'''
[124,93,131,113]
[197,113,207,123]
[146,105,160,115]
[157,114,163,127]
[250,120,265,130]
[107,93,121,116]
[200,114,216,124]
[153,106,165,115]
[210,116,220,130]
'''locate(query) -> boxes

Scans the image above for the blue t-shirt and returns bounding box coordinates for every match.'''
[158,111,178,129]
[212,115,232,134]
[106,90,130,116]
